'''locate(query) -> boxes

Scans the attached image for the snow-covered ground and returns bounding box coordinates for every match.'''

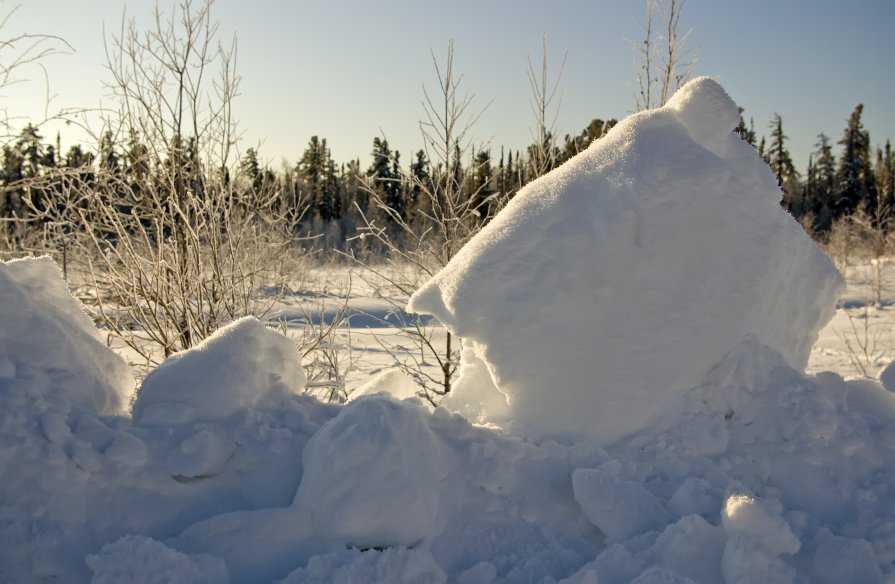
[2,78,895,583]
[808,261,895,380]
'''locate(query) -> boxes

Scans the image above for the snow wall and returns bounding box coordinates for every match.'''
[408,77,845,443]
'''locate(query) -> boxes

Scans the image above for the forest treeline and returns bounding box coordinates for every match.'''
[2,104,892,251]
[0,117,621,252]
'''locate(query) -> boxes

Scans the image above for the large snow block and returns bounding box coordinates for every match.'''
[407,77,844,443]
[0,256,132,414]
[293,396,446,548]
[133,317,306,426]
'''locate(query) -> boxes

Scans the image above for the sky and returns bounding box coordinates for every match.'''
[2,0,893,173]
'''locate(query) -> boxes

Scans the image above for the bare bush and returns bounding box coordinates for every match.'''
[0,2,73,139]
[630,0,698,111]
[55,0,308,368]
[348,40,498,404]
[835,303,893,378]
[526,32,566,179]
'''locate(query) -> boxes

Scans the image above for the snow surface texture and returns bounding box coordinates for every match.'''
[3,276,894,582]
[408,77,845,443]
[133,317,307,426]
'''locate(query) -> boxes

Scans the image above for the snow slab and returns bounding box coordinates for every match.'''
[0,256,132,414]
[408,77,844,443]
[133,317,306,426]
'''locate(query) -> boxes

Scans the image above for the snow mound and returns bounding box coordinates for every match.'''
[278,547,446,584]
[349,367,420,401]
[879,359,895,392]
[0,256,131,414]
[87,535,228,584]
[293,396,446,548]
[133,317,306,426]
[408,77,844,443]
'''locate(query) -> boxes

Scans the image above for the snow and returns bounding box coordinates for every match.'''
[0,255,132,415]
[87,535,229,584]
[2,77,894,583]
[408,76,844,443]
[572,461,672,542]
[133,317,306,426]
[293,396,447,548]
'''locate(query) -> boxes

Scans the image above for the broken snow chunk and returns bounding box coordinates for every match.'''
[0,256,133,415]
[408,78,842,443]
[722,493,800,555]
[87,535,228,584]
[810,535,884,584]
[293,396,446,548]
[133,317,306,426]
[572,462,672,542]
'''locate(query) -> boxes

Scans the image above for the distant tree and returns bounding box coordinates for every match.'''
[876,140,894,213]
[240,147,261,190]
[98,131,120,175]
[408,149,430,217]
[560,117,617,162]
[734,107,756,146]
[297,136,341,223]
[469,148,495,221]
[386,149,405,221]
[835,104,876,216]
[808,133,837,230]
[766,113,800,213]
[365,136,397,223]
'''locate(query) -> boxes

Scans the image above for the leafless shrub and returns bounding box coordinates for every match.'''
[347,40,500,405]
[630,0,698,111]
[43,0,311,370]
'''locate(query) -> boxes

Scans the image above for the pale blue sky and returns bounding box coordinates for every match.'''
[4,0,893,172]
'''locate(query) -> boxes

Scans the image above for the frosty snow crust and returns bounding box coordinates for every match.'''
[408,77,845,443]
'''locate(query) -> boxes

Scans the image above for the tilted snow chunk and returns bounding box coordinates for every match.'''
[133,317,306,426]
[0,256,132,414]
[407,77,844,443]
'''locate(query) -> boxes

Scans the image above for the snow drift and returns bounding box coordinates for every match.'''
[0,256,132,415]
[408,77,845,443]
[133,317,307,426]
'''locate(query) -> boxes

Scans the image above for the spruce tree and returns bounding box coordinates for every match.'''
[469,149,494,221]
[409,149,430,217]
[366,137,395,222]
[766,114,800,214]
[835,104,876,216]
[876,140,894,214]
[811,133,837,229]
[386,149,404,220]
[297,136,340,223]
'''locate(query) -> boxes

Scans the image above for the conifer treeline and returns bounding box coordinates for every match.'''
[738,105,894,234]
[2,104,892,248]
